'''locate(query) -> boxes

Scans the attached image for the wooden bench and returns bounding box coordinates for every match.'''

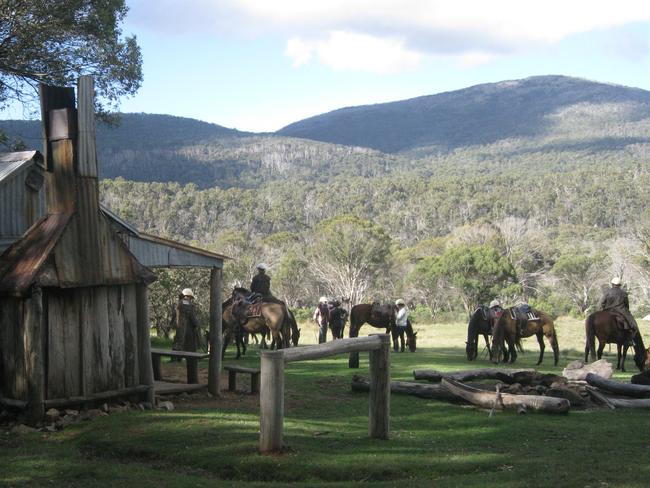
[224,365,261,394]
[151,348,209,384]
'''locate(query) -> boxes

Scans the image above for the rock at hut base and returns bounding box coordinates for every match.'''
[12,424,38,435]
[45,408,60,423]
[158,401,174,411]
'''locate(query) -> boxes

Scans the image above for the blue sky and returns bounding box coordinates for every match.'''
[5,1,650,132]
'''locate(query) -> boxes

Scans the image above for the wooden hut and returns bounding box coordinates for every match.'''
[0,77,225,421]
[0,77,222,420]
[0,79,159,421]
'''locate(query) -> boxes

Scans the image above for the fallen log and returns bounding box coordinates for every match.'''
[496,371,563,387]
[351,375,460,402]
[585,386,616,409]
[585,373,650,398]
[545,387,587,407]
[602,396,650,409]
[631,370,650,386]
[441,378,570,414]
[413,368,534,383]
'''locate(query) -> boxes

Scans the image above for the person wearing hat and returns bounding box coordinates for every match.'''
[250,263,272,299]
[395,299,409,328]
[488,299,504,322]
[313,296,330,344]
[172,288,200,354]
[599,277,638,344]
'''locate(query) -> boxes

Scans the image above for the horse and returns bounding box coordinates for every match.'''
[394,321,417,352]
[221,288,295,359]
[465,306,494,361]
[328,304,348,340]
[349,303,417,352]
[584,310,647,372]
[491,307,559,366]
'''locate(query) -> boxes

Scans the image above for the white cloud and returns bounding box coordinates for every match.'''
[286,31,421,73]
[130,0,650,72]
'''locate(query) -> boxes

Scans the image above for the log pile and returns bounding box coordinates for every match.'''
[352,362,650,414]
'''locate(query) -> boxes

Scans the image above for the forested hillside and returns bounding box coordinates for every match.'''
[279,75,650,154]
[3,75,650,326]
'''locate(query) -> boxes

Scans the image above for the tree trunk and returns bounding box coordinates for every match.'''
[441,378,570,414]
[585,373,650,398]
[413,368,534,383]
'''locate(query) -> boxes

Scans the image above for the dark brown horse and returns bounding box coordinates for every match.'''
[349,303,417,353]
[491,308,559,366]
[466,306,494,361]
[584,310,646,372]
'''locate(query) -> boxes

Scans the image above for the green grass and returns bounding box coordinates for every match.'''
[2,317,649,487]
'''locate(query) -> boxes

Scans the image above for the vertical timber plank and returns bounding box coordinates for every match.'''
[136,284,154,404]
[368,334,390,440]
[107,287,126,391]
[62,291,81,397]
[93,287,111,394]
[80,288,95,395]
[47,292,66,399]
[24,288,45,421]
[123,284,139,387]
[208,267,222,396]
[259,350,285,454]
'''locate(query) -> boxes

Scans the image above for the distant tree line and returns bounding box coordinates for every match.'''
[101,161,650,322]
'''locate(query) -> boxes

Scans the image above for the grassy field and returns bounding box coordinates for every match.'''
[2,317,650,487]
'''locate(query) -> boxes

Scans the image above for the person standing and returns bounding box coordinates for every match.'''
[313,297,330,344]
[175,288,200,352]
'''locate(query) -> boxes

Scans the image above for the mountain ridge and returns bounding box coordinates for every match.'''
[2,75,650,187]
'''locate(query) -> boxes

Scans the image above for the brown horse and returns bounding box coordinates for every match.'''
[584,310,646,372]
[349,303,417,353]
[491,308,559,366]
[222,288,298,359]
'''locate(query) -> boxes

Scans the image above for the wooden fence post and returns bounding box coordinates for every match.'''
[259,350,285,453]
[368,334,390,439]
[208,266,222,396]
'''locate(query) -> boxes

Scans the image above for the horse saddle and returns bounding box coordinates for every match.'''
[608,310,632,330]
[510,304,539,322]
[233,297,263,321]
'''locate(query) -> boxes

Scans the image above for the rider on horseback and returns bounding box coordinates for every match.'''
[599,277,638,346]
[250,263,271,301]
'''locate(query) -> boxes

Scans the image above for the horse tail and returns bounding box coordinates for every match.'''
[585,312,597,363]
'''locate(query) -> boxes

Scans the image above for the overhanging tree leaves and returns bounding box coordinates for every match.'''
[310,215,392,305]
[0,0,142,115]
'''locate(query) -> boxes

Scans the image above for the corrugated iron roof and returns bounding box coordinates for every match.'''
[0,151,42,183]
[101,204,231,267]
[138,232,231,262]
[0,213,72,295]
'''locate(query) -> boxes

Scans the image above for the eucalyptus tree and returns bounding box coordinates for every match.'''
[0,0,142,116]
[309,214,392,305]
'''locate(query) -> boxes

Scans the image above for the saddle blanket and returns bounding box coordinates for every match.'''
[509,306,539,322]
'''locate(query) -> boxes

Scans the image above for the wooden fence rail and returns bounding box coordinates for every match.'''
[260,334,391,454]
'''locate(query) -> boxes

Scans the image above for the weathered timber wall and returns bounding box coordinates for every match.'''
[0,297,29,400]
[45,284,141,400]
